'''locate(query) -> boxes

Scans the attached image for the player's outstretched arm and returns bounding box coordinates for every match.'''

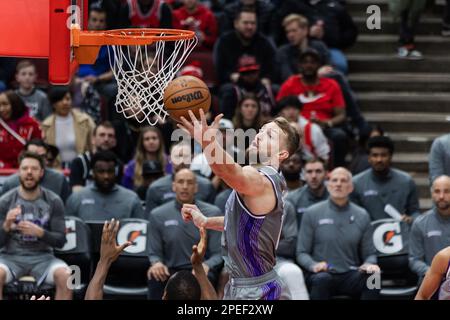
[415,248,449,300]
[181,204,224,232]
[178,109,266,196]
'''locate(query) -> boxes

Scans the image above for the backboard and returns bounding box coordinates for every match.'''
[0,0,88,84]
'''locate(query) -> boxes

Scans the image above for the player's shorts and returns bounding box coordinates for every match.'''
[0,253,69,286]
[223,269,292,300]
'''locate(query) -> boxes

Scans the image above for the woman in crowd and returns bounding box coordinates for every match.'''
[122,126,168,190]
[0,90,41,168]
[41,86,95,168]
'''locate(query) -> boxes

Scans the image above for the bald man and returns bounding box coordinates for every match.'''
[409,175,450,285]
[297,167,380,300]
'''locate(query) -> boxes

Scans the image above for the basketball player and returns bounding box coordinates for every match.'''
[178,109,300,300]
[415,247,450,300]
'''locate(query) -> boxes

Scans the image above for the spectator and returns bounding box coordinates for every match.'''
[0,58,17,93]
[122,127,168,190]
[219,55,277,121]
[275,201,309,300]
[276,96,330,162]
[409,175,450,284]
[221,0,275,36]
[69,121,120,192]
[351,136,420,222]
[135,160,165,201]
[120,0,173,28]
[389,0,426,59]
[277,49,347,167]
[74,4,116,118]
[276,14,370,139]
[145,142,216,214]
[272,0,357,74]
[297,167,380,300]
[172,0,218,50]
[348,125,384,175]
[65,151,144,221]
[0,152,71,300]
[95,0,123,29]
[41,86,95,169]
[280,151,303,191]
[0,139,71,203]
[14,60,52,122]
[286,158,329,228]
[214,8,276,85]
[415,246,450,300]
[232,93,262,132]
[147,168,222,299]
[429,132,450,184]
[0,90,41,169]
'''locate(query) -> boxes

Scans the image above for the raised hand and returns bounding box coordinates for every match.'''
[177,109,223,149]
[100,219,131,264]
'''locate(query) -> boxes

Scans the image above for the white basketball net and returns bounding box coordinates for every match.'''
[107,35,198,125]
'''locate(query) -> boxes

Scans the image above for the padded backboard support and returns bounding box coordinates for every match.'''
[0,0,88,85]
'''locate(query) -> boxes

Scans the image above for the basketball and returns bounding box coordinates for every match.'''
[163,75,211,122]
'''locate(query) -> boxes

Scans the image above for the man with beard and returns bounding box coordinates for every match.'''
[0,152,71,300]
[286,158,329,228]
[409,175,450,285]
[179,110,300,300]
[281,151,303,191]
[65,151,144,221]
[277,49,347,167]
[351,136,420,222]
[0,139,71,203]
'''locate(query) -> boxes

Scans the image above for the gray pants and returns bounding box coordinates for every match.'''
[223,269,291,300]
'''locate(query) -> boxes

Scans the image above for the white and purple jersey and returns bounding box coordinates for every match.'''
[439,259,450,300]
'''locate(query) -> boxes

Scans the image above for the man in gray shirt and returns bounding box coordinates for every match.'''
[352,136,420,223]
[286,158,329,228]
[0,152,71,300]
[429,133,450,184]
[409,175,450,282]
[65,151,144,221]
[147,168,222,300]
[297,167,380,300]
[145,142,215,214]
[0,139,71,203]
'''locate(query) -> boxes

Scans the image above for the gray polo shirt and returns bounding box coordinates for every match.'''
[286,184,329,228]
[351,168,420,221]
[409,208,450,277]
[429,133,450,183]
[145,174,216,214]
[0,169,71,203]
[214,188,232,213]
[297,199,376,273]
[276,201,298,260]
[0,187,66,255]
[148,200,223,270]
[65,185,144,221]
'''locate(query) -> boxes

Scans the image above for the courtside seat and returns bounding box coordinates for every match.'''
[54,216,93,300]
[87,218,150,299]
[371,219,418,300]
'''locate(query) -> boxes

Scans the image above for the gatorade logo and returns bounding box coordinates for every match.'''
[373,221,403,254]
[171,91,204,104]
[117,222,147,254]
[61,219,77,251]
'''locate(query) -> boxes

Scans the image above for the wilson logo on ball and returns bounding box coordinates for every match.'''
[171,91,205,104]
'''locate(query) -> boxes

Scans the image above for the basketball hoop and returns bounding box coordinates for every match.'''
[71,25,198,125]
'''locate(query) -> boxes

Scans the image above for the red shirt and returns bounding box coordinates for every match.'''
[128,0,161,28]
[0,114,42,168]
[172,5,218,50]
[277,75,345,121]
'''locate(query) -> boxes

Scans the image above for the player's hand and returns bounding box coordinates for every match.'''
[181,204,208,228]
[16,221,44,238]
[401,214,413,224]
[359,263,380,274]
[177,109,224,149]
[191,227,207,266]
[100,219,131,265]
[312,261,329,273]
[3,205,21,232]
[148,262,170,282]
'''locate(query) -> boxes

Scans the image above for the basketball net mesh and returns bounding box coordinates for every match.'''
[108,36,198,125]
